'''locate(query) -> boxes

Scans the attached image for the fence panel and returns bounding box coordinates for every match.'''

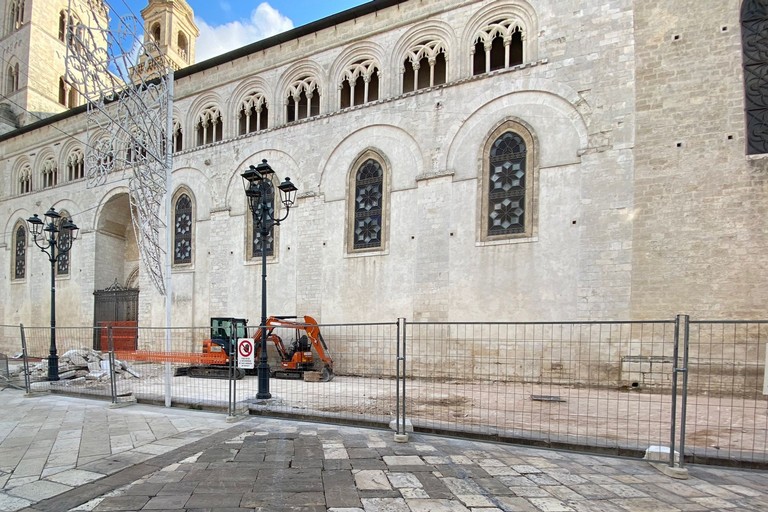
[113,326,226,408]
[683,321,767,466]
[0,324,24,389]
[242,322,400,426]
[22,325,114,399]
[404,321,677,457]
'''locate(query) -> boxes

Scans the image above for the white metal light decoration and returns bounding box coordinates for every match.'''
[64,0,174,295]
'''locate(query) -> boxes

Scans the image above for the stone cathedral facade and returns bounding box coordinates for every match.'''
[0,0,766,339]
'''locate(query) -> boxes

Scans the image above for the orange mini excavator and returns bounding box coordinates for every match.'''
[170,315,334,381]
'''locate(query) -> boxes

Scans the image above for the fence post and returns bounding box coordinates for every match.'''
[394,318,409,442]
[678,314,690,468]
[670,315,680,466]
[19,324,31,394]
[661,314,689,479]
[108,325,117,404]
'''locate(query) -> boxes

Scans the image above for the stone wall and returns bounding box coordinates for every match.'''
[631,0,768,319]
[0,0,763,338]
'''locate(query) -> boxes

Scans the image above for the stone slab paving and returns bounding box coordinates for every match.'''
[0,389,767,512]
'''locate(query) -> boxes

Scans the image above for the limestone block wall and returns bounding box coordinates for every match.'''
[631,0,768,319]
[1,0,640,332]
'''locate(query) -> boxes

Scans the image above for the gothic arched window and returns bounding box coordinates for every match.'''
[13,222,26,280]
[742,1,768,154]
[41,157,58,188]
[402,40,447,93]
[286,76,320,122]
[67,148,84,181]
[349,156,387,252]
[172,118,183,152]
[8,0,24,33]
[196,105,223,146]
[173,193,193,264]
[340,59,379,109]
[481,123,536,240]
[472,19,524,75]
[18,164,31,194]
[238,92,268,135]
[6,62,19,94]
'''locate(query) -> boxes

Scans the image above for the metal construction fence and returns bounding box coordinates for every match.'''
[4,316,767,469]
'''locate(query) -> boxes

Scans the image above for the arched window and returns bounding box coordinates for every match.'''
[151,22,160,42]
[13,222,26,280]
[403,40,447,93]
[195,105,223,146]
[349,155,388,252]
[58,10,66,41]
[126,137,147,163]
[286,76,320,122]
[18,164,31,194]
[178,32,189,62]
[172,118,183,152]
[58,77,77,107]
[8,0,24,33]
[238,92,268,135]
[173,193,193,264]
[56,211,72,276]
[67,148,84,181]
[742,1,768,154]
[340,59,379,109]
[481,123,536,240]
[59,77,66,105]
[41,157,58,188]
[6,62,19,94]
[472,19,524,75]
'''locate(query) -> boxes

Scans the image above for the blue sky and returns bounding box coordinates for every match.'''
[112,1,369,62]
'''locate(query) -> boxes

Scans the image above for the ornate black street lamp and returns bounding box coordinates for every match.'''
[241,159,297,399]
[26,207,79,381]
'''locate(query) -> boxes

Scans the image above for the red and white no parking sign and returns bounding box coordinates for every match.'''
[237,338,255,369]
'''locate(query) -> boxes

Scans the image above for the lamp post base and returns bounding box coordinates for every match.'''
[256,361,271,399]
[48,354,59,381]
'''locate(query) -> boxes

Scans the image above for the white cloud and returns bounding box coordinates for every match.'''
[194,2,293,63]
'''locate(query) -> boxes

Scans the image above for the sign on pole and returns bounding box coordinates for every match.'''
[237,338,255,369]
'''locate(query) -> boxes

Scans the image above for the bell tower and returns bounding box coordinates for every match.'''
[137,0,198,76]
[0,0,109,131]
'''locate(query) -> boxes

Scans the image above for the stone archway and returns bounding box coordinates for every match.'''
[93,193,140,349]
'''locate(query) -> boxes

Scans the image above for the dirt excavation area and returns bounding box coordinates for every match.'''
[18,359,764,466]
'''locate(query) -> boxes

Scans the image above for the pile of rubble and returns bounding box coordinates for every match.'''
[28,349,141,383]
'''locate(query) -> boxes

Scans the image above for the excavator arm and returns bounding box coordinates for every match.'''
[252,315,334,381]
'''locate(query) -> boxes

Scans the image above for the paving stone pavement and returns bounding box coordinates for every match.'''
[0,389,766,512]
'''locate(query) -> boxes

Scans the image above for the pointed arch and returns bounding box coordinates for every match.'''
[12,219,26,280]
[392,21,457,93]
[66,147,85,181]
[172,188,195,265]
[462,0,539,77]
[479,119,538,241]
[195,103,223,146]
[347,149,390,253]
[278,61,325,124]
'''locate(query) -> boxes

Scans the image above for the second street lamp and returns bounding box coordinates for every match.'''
[26,207,79,381]
[242,159,298,399]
